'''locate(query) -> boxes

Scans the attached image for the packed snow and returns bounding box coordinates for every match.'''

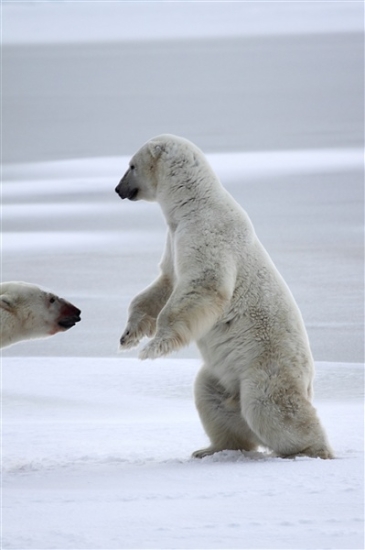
[1,1,364,549]
[2,358,364,549]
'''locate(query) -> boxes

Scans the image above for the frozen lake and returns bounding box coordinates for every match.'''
[2,150,363,363]
[2,31,363,163]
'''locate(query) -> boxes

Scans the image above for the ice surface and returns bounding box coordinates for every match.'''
[2,1,363,44]
[2,151,363,362]
[2,357,364,549]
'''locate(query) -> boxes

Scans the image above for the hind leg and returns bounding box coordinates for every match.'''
[193,366,261,458]
[240,375,334,459]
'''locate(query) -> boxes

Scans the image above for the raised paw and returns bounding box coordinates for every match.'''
[119,315,156,351]
[119,327,141,350]
[138,337,175,360]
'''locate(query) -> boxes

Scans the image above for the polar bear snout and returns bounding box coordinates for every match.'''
[115,171,139,201]
[0,282,82,348]
[57,300,81,330]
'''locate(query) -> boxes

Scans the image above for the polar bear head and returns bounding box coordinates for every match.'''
[115,134,220,207]
[0,281,81,348]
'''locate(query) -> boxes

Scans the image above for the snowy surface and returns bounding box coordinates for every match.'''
[1,2,364,549]
[2,357,364,549]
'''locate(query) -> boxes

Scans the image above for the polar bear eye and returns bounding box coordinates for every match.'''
[130,164,135,171]
[49,296,56,304]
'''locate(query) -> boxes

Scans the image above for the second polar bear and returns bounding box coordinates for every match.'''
[0,281,81,348]
[115,134,333,460]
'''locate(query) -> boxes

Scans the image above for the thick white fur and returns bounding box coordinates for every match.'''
[0,281,81,348]
[116,134,333,460]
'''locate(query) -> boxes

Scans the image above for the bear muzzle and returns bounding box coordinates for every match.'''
[115,179,139,201]
[57,301,81,330]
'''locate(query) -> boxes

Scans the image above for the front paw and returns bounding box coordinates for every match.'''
[119,327,141,350]
[139,337,175,360]
[119,315,156,350]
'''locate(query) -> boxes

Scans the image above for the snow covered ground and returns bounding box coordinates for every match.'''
[1,2,364,549]
[1,358,364,549]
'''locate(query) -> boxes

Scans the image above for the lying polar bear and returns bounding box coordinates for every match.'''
[115,134,333,460]
[0,281,81,348]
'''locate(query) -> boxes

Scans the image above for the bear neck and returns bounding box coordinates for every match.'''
[157,171,226,226]
[158,187,222,226]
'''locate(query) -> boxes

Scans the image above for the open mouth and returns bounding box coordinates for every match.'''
[58,314,81,330]
[128,188,139,201]
[115,184,139,201]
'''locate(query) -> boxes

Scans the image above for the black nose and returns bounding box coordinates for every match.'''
[115,180,138,200]
[116,178,129,198]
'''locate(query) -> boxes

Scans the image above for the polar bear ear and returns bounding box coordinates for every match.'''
[0,295,16,312]
[148,142,165,160]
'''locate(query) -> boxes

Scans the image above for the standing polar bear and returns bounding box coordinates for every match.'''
[0,281,81,348]
[115,134,333,460]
